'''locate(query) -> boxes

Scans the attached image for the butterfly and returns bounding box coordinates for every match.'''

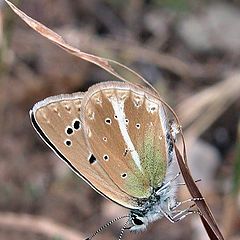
[30,80,196,239]
[3,0,224,238]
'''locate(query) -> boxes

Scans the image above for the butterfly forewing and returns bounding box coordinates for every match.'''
[81,82,170,199]
[30,93,138,209]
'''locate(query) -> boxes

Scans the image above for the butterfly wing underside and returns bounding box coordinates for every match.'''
[30,93,139,209]
[81,82,172,199]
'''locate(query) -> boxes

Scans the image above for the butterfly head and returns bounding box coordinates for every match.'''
[129,199,164,232]
[129,176,178,232]
[129,204,165,232]
[129,211,149,232]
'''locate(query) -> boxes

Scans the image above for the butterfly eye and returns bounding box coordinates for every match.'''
[125,119,129,124]
[132,216,144,226]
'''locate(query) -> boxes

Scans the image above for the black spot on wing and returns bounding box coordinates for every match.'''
[66,127,73,135]
[30,110,138,209]
[73,119,81,130]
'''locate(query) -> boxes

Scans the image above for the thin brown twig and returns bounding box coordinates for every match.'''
[177,72,240,141]
[57,27,194,81]
[0,212,84,240]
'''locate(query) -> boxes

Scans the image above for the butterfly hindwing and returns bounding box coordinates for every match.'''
[124,89,170,188]
[30,93,139,209]
[81,82,171,199]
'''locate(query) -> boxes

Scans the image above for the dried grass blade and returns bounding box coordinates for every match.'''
[174,143,224,240]
[4,0,158,95]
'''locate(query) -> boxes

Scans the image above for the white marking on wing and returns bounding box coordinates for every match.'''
[111,98,143,172]
[158,103,173,164]
[158,103,168,136]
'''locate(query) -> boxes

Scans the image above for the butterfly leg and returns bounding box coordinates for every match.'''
[157,172,181,194]
[158,172,202,194]
[175,178,202,187]
[169,197,204,211]
[171,203,200,222]
[163,196,203,223]
[172,208,199,222]
[163,204,199,223]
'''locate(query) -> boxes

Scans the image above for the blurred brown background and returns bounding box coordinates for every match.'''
[0,0,240,240]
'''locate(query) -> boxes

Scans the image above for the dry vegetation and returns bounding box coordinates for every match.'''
[0,1,239,240]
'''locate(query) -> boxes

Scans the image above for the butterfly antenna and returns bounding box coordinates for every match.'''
[85,215,129,240]
[118,220,130,240]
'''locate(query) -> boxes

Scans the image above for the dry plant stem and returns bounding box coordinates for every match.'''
[175,142,224,240]
[3,0,160,95]
[0,212,84,240]
[59,28,193,81]
[177,73,240,141]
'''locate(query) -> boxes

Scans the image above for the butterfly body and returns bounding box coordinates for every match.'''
[30,81,178,232]
[129,177,178,232]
